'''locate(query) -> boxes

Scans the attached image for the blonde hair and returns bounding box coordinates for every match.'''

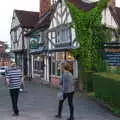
[63,62,70,72]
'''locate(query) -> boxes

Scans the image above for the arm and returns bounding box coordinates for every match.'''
[5,78,10,86]
[63,78,69,91]
[5,70,10,86]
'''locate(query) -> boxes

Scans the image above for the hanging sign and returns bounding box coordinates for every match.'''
[30,37,40,49]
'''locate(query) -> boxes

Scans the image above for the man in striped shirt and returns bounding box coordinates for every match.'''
[5,62,22,116]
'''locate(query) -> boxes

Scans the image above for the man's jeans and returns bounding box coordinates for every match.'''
[9,88,20,114]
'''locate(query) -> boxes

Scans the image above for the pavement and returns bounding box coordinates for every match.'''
[0,76,120,120]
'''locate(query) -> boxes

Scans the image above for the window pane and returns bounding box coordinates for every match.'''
[52,61,55,75]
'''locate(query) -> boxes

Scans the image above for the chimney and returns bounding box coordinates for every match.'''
[108,0,116,7]
[40,0,51,17]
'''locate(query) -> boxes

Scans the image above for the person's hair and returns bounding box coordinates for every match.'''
[63,62,71,72]
[10,62,16,67]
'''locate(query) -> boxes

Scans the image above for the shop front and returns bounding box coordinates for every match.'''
[49,51,78,87]
[32,54,44,79]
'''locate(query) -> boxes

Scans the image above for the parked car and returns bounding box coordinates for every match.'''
[0,66,8,75]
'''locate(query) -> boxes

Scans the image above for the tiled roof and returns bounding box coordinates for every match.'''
[114,7,120,27]
[26,0,97,35]
[15,10,39,28]
[26,0,60,35]
[109,6,120,28]
[66,0,97,11]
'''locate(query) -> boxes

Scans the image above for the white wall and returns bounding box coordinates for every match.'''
[11,12,20,29]
[48,0,77,50]
[102,8,118,29]
[44,56,49,81]
[11,27,23,51]
[49,0,72,29]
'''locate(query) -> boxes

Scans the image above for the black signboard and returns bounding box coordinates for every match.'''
[104,42,120,66]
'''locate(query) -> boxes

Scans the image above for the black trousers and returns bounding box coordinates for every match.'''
[58,92,74,118]
[9,88,20,114]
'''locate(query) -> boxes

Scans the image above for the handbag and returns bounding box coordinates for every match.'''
[57,91,63,100]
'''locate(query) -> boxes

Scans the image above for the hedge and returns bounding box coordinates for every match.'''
[93,72,120,109]
[84,71,94,92]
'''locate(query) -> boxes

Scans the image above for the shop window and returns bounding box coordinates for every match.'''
[56,62,61,76]
[51,61,62,76]
[52,61,56,75]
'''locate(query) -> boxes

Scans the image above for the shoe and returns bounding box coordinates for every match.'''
[67,117,74,120]
[12,113,19,117]
[55,114,62,119]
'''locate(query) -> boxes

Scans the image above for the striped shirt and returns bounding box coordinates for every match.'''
[5,67,22,89]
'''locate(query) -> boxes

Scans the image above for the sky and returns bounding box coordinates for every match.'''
[0,0,119,46]
[0,0,39,45]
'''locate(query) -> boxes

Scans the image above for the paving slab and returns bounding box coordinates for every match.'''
[0,77,119,120]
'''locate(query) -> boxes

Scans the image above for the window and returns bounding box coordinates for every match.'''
[52,61,56,75]
[56,27,71,43]
[51,52,64,76]
[14,30,17,42]
[51,61,61,76]
[33,55,44,74]
[56,62,61,76]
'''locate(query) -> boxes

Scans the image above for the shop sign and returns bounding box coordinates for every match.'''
[30,37,40,49]
[104,42,120,66]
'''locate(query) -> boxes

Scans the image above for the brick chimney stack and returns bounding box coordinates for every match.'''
[40,0,51,17]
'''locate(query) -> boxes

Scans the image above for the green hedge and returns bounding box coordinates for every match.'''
[93,72,120,109]
[84,71,94,92]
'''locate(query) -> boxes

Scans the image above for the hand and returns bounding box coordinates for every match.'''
[5,78,10,86]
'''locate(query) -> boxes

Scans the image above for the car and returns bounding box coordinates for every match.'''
[0,66,8,75]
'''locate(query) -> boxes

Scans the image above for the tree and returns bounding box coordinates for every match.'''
[66,0,111,90]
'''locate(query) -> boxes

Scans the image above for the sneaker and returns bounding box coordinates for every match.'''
[67,117,74,120]
[55,114,62,119]
[12,113,19,117]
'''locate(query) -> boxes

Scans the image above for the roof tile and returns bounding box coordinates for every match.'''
[15,10,39,28]
[67,0,97,11]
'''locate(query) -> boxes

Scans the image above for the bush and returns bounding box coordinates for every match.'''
[84,71,94,92]
[93,72,120,109]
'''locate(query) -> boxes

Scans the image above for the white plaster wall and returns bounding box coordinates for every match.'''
[17,27,23,49]
[11,12,20,29]
[31,55,34,76]
[102,8,118,29]
[49,0,72,29]
[11,27,23,51]
[24,36,29,49]
[48,0,76,50]
[44,56,49,81]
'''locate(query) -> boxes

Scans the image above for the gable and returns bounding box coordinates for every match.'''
[15,10,39,28]
[66,0,97,11]
[11,12,20,30]
[49,0,72,29]
[101,7,118,29]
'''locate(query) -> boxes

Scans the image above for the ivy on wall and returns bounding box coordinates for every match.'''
[66,0,111,72]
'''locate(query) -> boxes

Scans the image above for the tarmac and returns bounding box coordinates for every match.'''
[0,76,120,120]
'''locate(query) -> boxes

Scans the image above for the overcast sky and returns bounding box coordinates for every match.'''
[0,0,119,46]
[0,0,39,45]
